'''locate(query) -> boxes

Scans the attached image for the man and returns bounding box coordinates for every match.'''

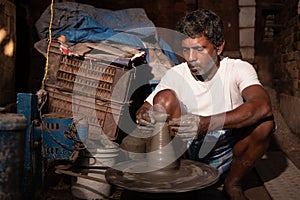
[136,9,275,200]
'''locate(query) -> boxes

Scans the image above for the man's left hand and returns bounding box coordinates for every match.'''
[168,114,200,141]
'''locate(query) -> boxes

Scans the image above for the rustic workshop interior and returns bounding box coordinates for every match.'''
[0,0,300,199]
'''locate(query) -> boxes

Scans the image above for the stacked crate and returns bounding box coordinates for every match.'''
[45,40,145,142]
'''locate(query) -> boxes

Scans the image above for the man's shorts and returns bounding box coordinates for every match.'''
[187,129,236,175]
[187,123,277,176]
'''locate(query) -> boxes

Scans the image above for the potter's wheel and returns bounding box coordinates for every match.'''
[105,159,219,193]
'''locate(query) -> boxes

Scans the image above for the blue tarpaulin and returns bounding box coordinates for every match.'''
[35,2,179,64]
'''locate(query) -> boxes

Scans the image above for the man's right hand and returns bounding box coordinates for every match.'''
[135,102,154,126]
[135,102,156,136]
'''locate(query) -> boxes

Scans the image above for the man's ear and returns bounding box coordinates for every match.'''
[217,41,225,55]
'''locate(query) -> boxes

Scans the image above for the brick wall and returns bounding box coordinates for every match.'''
[274,0,299,95]
[273,0,300,135]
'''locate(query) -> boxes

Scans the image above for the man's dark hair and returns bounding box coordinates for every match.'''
[176,9,224,49]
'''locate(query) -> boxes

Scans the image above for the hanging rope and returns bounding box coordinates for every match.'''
[37,0,54,117]
[41,0,54,90]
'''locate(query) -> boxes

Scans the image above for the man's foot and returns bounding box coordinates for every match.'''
[223,184,249,200]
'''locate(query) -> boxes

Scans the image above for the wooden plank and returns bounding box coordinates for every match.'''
[85,42,132,58]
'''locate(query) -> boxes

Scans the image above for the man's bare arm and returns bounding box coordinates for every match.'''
[200,85,273,134]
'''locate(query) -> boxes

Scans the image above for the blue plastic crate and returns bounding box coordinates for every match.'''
[41,113,75,160]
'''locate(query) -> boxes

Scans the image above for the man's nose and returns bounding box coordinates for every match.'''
[187,49,197,61]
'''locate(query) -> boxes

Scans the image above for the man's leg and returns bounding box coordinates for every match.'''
[223,119,274,200]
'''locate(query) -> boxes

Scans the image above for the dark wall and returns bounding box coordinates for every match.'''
[198,0,240,52]
[15,0,52,93]
[76,0,188,29]
[0,1,16,105]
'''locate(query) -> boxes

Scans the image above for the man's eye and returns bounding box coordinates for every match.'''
[197,47,204,52]
[182,48,189,52]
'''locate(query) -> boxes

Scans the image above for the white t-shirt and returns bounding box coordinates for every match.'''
[145,57,261,116]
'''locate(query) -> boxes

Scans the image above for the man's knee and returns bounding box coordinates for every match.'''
[153,89,179,108]
[235,118,274,142]
[251,119,275,143]
[153,89,182,116]
[153,89,176,102]
[232,119,275,156]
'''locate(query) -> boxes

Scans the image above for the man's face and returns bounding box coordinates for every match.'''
[181,35,220,77]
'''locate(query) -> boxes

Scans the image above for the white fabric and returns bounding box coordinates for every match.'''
[145,57,261,116]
